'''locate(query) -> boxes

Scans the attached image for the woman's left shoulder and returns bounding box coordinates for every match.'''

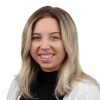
[63,79,100,100]
[76,79,100,93]
[76,80,100,99]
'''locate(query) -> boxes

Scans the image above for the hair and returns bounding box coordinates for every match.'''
[15,6,100,100]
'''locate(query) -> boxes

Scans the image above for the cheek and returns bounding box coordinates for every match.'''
[30,43,33,54]
[55,42,66,53]
[30,42,38,56]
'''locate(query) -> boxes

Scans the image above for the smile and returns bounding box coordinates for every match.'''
[39,54,55,62]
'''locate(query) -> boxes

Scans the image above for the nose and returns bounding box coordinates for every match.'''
[40,39,50,50]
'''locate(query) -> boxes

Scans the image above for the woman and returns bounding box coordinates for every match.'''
[6,6,100,100]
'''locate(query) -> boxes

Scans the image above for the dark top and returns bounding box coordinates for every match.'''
[20,69,63,100]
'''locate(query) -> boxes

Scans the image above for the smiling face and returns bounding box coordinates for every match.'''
[30,17,66,72]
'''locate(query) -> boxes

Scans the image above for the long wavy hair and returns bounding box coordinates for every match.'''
[15,6,100,100]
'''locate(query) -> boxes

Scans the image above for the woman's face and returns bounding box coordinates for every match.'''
[30,17,66,72]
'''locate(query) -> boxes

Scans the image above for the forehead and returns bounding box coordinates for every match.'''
[33,17,60,34]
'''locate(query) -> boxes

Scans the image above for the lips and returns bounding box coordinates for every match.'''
[40,54,54,56]
[39,53,55,56]
[39,55,53,62]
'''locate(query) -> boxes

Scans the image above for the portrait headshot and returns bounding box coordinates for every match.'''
[2,1,100,100]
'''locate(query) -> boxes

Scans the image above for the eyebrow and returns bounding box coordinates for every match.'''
[32,32,60,35]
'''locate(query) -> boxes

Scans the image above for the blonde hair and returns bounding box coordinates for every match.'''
[15,6,100,99]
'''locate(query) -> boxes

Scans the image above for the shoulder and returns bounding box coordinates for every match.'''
[63,80,100,100]
[6,78,20,100]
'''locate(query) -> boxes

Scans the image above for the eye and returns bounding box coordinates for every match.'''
[52,36,58,39]
[33,37,38,40]
[33,36,58,40]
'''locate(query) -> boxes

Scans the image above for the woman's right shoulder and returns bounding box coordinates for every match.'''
[6,78,21,100]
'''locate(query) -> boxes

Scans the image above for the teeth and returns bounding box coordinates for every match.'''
[41,55,52,58]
